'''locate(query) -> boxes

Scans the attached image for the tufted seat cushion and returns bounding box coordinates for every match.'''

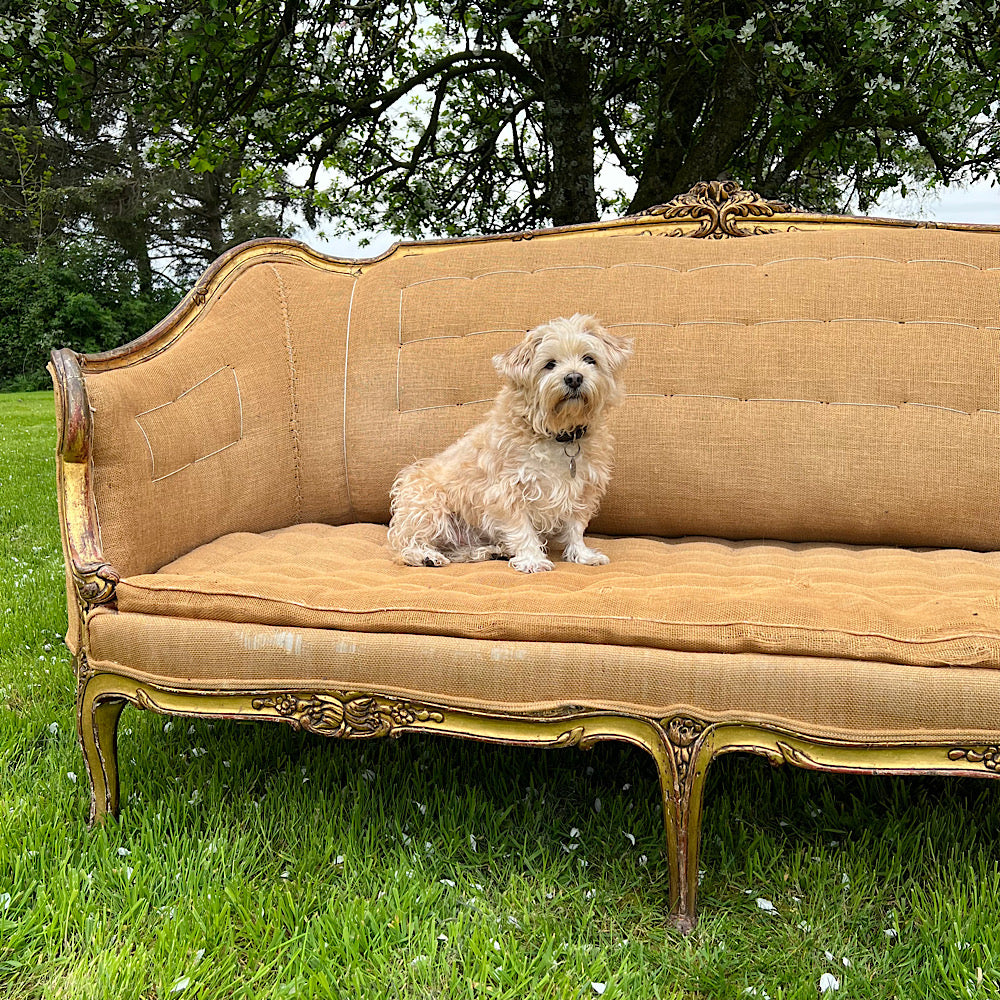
[113,522,1000,669]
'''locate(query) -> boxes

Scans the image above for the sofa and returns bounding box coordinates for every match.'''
[50,180,1000,933]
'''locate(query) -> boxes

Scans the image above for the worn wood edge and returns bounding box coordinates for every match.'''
[48,350,120,614]
[66,182,1000,375]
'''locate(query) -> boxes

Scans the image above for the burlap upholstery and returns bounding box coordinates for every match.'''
[84,254,357,579]
[114,522,1000,669]
[86,609,1000,743]
[80,226,1000,598]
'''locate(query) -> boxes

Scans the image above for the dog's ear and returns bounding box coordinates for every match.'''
[575,314,633,371]
[493,329,542,381]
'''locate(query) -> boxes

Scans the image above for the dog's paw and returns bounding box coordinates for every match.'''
[510,553,554,574]
[565,546,609,566]
[401,547,451,567]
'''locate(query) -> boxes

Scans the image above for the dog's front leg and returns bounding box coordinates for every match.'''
[557,518,609,566]
[498,516,553,573]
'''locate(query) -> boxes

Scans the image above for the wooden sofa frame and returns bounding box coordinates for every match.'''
[50,181,1000,933]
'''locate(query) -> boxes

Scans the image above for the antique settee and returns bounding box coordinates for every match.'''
[50,181,1000,932]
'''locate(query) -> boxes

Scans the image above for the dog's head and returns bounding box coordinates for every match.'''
[492,314,633,437]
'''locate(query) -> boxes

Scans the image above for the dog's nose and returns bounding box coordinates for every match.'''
[564,372,584,391]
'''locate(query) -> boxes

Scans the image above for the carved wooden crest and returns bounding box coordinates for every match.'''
[636,180,794,239]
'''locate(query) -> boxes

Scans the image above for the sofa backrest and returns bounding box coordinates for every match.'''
[343,223,1000,551]
[65,205,1000,586]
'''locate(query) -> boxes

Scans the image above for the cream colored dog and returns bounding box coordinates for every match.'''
[388,314,632,573]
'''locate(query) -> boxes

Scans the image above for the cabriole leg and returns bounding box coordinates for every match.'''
[654,716,714,934]
[77,673,126,825]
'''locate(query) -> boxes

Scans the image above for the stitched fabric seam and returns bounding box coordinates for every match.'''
[134,366,245,481]
[116,581,1000,648]
[342,276,360,522]
[270,266,303,522]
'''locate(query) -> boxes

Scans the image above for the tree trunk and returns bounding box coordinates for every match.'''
[627,44,761,214]
[124,117,155,297]
[530,40,598,227]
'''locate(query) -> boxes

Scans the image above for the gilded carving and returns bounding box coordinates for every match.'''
[637,180,793,239]
[775,741,819,769]
[72,561,120,607]
[251,691,445,738]
[663,715,709,783]
[552,726,587,748]
[948,746,1000,771]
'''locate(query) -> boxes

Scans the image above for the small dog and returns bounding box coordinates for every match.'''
[388,314,632,573]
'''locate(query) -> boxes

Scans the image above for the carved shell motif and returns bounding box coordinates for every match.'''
[251,691,444,738]
[664,715,709,783]
[639,180,793,239]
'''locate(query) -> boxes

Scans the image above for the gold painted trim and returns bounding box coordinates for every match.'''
[632,179,795,238]
[76,671,1000,932]
[55,181,1000,377]
[48,349,120,616]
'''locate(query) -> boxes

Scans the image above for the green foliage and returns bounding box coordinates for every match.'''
[7,0,986,230]
[2,2,1000,256]
[0,248,178,391]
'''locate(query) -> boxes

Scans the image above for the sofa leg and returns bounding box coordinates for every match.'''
[654,717,714,934]
[77,675,126,826]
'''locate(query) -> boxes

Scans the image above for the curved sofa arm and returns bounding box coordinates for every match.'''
[49,239,364,654]
[50,347,121,608]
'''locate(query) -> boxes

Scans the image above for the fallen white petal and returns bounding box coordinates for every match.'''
[66,772,77,783]
[170,976,191,993]
[819,973,840,993]
[623,832,636,846]
[592,983,607,995]
[439,878,455,888]
[755,898,776,912]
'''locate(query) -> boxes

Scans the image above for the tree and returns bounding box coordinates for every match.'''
[3,1,1000,244]
[0,1,297,286]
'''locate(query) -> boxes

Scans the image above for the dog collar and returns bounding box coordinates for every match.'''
[553,425,587,443]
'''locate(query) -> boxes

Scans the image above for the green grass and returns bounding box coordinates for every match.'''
[4,390,1000,998]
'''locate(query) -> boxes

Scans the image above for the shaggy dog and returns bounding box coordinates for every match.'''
[387,314,632,573]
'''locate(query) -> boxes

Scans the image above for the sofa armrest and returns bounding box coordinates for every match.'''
[49,240,361,640]
[50,347,120,602]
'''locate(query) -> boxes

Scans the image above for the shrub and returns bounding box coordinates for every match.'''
[0,247,180,391]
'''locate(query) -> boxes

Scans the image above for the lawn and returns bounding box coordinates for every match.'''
[3,390,1000,998]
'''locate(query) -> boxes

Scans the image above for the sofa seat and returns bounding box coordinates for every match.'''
[113,522,1000,669]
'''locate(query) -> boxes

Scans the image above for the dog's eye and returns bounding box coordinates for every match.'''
[582,355,597,366]
[542,359,557,371]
